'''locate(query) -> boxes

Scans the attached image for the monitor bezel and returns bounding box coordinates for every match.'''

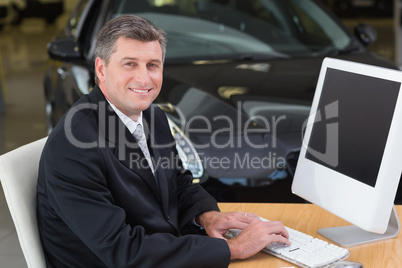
[292,57,402,234]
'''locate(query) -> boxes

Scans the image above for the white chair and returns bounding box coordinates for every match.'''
[0,137,48,268]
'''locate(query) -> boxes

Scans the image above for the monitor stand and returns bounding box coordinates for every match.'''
[318,206,400,247]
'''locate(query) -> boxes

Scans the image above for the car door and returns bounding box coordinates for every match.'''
[44,0,102,131]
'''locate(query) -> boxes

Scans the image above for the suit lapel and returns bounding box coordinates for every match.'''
[147,130,170,217]
[143,107,170,218]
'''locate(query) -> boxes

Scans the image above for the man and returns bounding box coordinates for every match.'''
[36,15,290,267]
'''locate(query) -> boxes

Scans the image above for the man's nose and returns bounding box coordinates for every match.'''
[133,65,150,85]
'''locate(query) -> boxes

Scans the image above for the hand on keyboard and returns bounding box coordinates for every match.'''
[225,217,350,268]
[225,217,291,260]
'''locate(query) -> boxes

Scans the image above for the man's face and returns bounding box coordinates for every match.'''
[96,37,163,121]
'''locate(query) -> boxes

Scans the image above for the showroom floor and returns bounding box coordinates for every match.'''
[0,9,397,268]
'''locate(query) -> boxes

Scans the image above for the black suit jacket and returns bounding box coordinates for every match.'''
[36,86,230,268]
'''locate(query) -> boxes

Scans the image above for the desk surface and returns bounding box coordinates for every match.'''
[219,203,402,268]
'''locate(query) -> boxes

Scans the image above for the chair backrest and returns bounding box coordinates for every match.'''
[0,137,48,268]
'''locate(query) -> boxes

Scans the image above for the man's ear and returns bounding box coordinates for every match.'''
[95,57,106,83]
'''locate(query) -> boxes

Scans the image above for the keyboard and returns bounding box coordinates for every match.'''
[225,218,350,268]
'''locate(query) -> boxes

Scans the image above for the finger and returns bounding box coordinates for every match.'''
[236,211,260,223]
[220,212,262,233]
[240,211,259,217]
[211,231,226,239]
[240,211,260,219]
[270,234,291,246]
[263,221,290,239]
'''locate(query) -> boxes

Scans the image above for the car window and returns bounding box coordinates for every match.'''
[111,0,354,62]
[284,0,350,50]
[67,0,91,37]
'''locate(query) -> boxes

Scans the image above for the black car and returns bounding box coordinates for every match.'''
[44,0,398,202]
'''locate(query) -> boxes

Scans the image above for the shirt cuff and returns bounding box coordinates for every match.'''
[192,217,204,229]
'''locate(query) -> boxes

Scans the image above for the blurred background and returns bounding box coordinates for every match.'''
[0,0,401,155]
[0,0,402,266]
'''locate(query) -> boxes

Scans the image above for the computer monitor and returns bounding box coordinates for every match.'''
[292,57,401,247]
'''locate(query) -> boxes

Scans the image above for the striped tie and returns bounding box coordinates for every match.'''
[132,124,155,174]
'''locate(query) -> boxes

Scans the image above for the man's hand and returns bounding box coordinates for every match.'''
[226,220,290,259]
[197,211,290,260]
[197,211,259,238]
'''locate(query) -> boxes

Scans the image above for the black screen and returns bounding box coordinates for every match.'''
[306,68,400,188]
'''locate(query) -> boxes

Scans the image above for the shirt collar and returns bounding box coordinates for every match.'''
[107,100,143,134]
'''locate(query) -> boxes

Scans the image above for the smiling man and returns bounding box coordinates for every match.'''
[95,36,163,121]
[36,15,289,268]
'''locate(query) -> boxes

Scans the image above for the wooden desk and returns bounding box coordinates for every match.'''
[219,203,402,268]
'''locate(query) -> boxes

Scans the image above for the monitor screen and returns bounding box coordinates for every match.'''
[305,68,400,188]
[292,57,402,246]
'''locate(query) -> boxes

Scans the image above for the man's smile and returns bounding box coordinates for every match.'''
[129,88,151,93]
